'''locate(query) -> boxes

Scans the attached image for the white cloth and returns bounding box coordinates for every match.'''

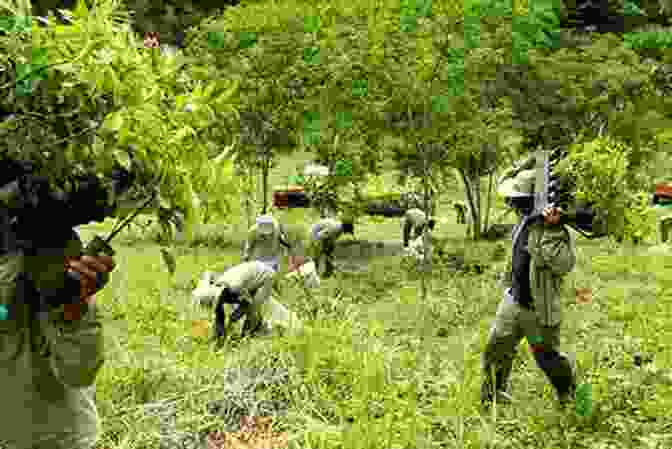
[404,208,427,227]
[311,218,342,241]
[191,271,223,307]
[263,296,303,332]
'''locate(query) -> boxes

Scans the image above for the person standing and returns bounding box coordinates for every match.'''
[402,208,436,249]
[242,214,293,272]
[481,167,577,410]
[453,200,467,225]
[309,217,354,278]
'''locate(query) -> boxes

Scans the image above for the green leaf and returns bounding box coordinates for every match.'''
[304,15,321,33]
[239,31,258,49]
[113,148,132,170]
[16,80,33,96]
[175,95,187,111]
[431,95,450,114]
[624,0,646,15]
[303,47,321,64]
[0,16,15,32]
[336,111,353,129]
[213,79,240,104]
[103,112,124,131]
[400,15,417,32]
[160,248,177,275]
[73,0,89,18]
[208,31,226,49]
[203,82,217,100]
[3,15,31,33]
[352,79,368,97]
[158,194,171,209]
[31,47,49,67]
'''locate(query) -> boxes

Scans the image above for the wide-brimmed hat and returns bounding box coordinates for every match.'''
[256,214,276,235]
[497,169,536,198]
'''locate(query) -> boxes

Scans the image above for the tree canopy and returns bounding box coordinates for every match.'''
[0,0,241,238]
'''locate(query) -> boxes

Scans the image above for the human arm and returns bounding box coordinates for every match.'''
[27,240,114,388]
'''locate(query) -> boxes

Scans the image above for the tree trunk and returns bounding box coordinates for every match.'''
[459,168,482,240]
[261,151,270,215]
[484,171,494,231]
[421,192,427,303]
[242,163,254,230]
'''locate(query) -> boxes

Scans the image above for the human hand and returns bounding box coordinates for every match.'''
[542,206,562,225]
[66,255,116,303]
[288,255,306,272]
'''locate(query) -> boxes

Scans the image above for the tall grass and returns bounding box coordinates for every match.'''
[85,215,672,448]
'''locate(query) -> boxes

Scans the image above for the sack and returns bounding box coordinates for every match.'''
[191,271,223,307]
[263,296,302,332]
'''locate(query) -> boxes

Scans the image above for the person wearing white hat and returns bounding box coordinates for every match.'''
[192,262,302,340]
[242,214,294,272]
[309,217,354,278]
[401,208,436,249]
[481,160,577,411]
[210,261,276,339]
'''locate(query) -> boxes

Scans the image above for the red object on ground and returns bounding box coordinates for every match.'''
[273,191,289,208]
[655,183,672,199]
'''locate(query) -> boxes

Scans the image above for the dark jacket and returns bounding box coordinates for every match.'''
[505,220,576,326]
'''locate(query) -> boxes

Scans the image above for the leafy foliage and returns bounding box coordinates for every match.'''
[0,0,241,238]
[555,136,656,241]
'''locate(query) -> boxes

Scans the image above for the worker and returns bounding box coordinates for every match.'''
[210,261,279,339]
[242,214,294,272]
[454,200,467,225]
[309,217,355,278]
[481,166,577,411]
[402,208,436,249]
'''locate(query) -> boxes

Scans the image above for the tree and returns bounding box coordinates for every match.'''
[0,0,241,248]
[489,32,672,241]
[185,4,384,221]
[235,110,294,214]
[181,0,672,244]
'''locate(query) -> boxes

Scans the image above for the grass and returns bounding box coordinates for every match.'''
[81,152,672,449]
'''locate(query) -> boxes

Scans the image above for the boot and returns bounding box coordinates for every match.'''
[230,301,249,323]
[481,372,512,410]
[480,363,514,410]
[557,381,576,408]
[556,353,577,408]
[242,318,272,338]
[534,350,577,408]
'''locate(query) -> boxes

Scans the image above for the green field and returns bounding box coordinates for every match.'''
[80,153,672,449]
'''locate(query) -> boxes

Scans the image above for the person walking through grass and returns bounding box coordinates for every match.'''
[481,165,577,411]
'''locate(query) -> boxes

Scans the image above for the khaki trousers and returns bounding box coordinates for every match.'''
[481,289,575,403]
